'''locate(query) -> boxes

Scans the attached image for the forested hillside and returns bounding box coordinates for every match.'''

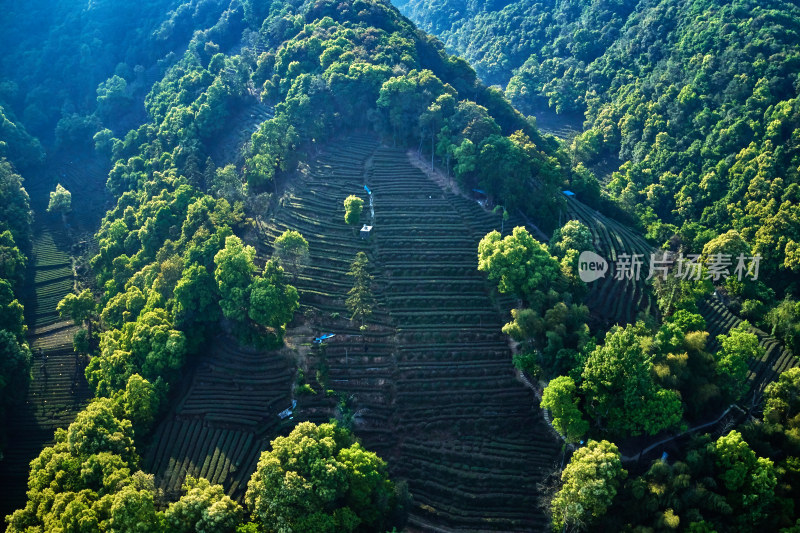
[394,0,800,530]
[0,161,33,462]
[2,0,800,531]
[0,0,572,531]
[398,0,800,397]
[396,0,800,289]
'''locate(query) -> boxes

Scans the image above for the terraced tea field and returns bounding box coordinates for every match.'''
[54,155,110,230]
[531,109,582,141]
[25,230,73,327]
[0,227,90,521]
[144,338,295,501]
[566,197,656,325]
[148,134,559,530]
[211,100,274,167]
[699,293,797,403]
[261,136,560,531]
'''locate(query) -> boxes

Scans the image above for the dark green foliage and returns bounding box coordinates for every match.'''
[172,262,220,346]
[244,114,298,189]
[0,279,26,341]
[612,430,780,531]
[248,260,299,344]
[0,230,26,289]
[0,330,32,414]
[0,156,31,463]
[0,105,44,170]
[0,159,32,251]
[346,252,375,326]
[0,0,208,143]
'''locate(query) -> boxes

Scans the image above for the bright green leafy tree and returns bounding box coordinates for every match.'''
[478,226,562,302]
[164,476,243,533]
[245,421,397,533]
[213,235,256,323]
[344,195,364,227]
[551,440,627,531]
[273,229,309,281]
[581,323,683,436]
[57,288,96,335]
[715,323,764,401]
[47,183,72,215]
[541,376,589,443]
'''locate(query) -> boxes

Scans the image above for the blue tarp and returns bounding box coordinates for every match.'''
[562,190,576,197]
[314,333,336,344]
[364,185,372,194]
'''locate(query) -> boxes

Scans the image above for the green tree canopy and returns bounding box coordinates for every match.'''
[764,367,800,431]
[47,183,72,215]
[0,230,26,288]
[581,323,683,436]
[478,226,562,302]
[702,229,751,262]
[715,323,764,401]
[541,376,589,443]
[245,421,397,533]
[0,278,26,340]
[172,262,220,338]
[87,308,186,397]
[768,298,800,355]
[710,430,777,527]
[377,69,452,143]
[0,158,32,248]
[343,195,364,226]
[550,220,593,259]
[165,476,243,533]
[551,440,627,531]
[244,114,299,190]
[273,229,309,279]
[108,484,159,533]
[66,398,137,463]
[346,252,375,326]
[214,235,256,323]
[248,260,299,342]
[122,374,160,437]
[57,289,96,327]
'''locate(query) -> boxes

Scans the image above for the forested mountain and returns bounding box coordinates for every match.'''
[2,0,800,531]
[398,0,800,376]
[390,0,800,529]
[0,0,571,531]
[0,161,32,462]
